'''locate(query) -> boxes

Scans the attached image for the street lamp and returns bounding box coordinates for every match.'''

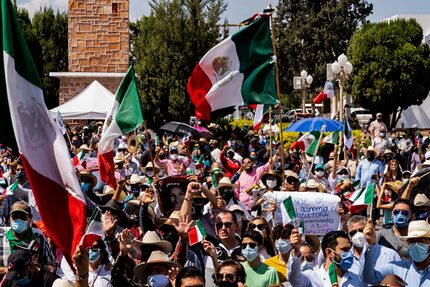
[327,53,353,121]
[293,70,313,114]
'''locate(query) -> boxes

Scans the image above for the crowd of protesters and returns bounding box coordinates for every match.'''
[0,113,430,287]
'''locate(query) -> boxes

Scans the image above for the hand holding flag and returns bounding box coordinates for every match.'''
[281,196,296,225]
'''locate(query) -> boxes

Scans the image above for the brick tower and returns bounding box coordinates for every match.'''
[51,0,130,105]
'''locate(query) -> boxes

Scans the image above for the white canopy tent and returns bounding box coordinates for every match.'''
[50,80,114,120]
[396,93,430,129]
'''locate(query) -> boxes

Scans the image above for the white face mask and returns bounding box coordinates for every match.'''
[266,179,277,189]
[340,174,349,180]
[170,154,178,160]
[146,171,154,177]
[352,232,366,248]
[315,171,324,178]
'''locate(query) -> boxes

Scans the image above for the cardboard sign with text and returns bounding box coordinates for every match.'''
[274,191,341,235]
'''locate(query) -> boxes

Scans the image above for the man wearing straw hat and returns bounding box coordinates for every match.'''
[362,219,430,285]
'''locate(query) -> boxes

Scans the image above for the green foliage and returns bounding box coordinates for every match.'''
[348,19,430,128]
[275,0,372,97]
[132,0,227,127]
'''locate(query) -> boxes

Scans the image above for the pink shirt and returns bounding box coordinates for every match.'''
[236,162,270,210]
[156,158,191,176]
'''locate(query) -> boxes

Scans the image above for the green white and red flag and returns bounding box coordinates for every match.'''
[350,184,375,212]
[281,196,296,224]
[189,220,207,246]
[290,131,321,156]
[72,149,87,167]
[98,66,143,189]
[323,131,340,145]
[1,0,86,267]
[187,16,277,120]
[81,209,103,248]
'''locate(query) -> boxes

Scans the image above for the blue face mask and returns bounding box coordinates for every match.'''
[147,274,169,287]
[393,213,409,228]
[250,156,257,161]
[333,250,354,270]
[275,239,292,254]
[89,249,101,263]
[408,242,429,263]
[11,219,29,234]
[17,277,31,286]
[124,194,133,203]
[242,246,259,262]
[301,261,314,272]
[81,182,90,192]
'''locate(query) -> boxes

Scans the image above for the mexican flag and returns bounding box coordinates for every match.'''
[350,184,375,212]
[72,149,86,167]
[312,90,326,104]
[55,110,66,135]
[3,181,18,196]
[281,196,296,224]
[187,16,277,120]
[1,0,86,266]
[328,262,338,286]
[250,104,270,131]
[98,66,143,189]
[290,131,321,156]
[344,116,353,149]
[81,209,103,248]
[189,220,207,246]
[323,131,340,145]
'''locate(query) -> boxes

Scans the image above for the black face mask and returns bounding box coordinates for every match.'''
[17,171,27,182]
[368,155,375,161]
[220,189,234,202]
[416,211,428,220]
[71,140,79,147]
[218,281,239,287]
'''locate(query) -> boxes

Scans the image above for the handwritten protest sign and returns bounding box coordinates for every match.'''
[274,192,341,235]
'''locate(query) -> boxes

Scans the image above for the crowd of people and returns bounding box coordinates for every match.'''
[0,113,430,287]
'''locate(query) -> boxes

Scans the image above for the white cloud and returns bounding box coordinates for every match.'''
[16,0,68,17]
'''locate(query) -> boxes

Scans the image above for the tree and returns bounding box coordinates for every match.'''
[275,0,372,104]
[348,19,430,128]
[131,0,226,127]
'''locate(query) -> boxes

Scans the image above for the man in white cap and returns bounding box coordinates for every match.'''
[362,219,430,285]
[414,193,430,221]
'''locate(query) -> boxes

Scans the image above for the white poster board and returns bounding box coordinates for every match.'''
[274,191,341,235]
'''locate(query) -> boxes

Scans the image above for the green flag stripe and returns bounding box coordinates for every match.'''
[196,219,207,237]
[365,184,375,205]
[283,196,296,219]
[328,262,338,285]
[231,17,277,105]
[1,0,41,88]
[114,66,143,133]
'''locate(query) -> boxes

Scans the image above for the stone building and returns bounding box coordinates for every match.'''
[50,0,129,105]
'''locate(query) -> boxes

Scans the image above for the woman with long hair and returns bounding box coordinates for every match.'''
[247,216,275,260]
[383,159,402,183]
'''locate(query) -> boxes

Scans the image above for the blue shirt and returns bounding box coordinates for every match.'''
[362,244,430,286]
[356,158,384,187]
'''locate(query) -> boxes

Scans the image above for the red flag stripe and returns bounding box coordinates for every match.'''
[187,64,213,120]
[98,151,117,190]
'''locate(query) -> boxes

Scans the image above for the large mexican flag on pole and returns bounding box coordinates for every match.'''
[187,16,278,120]
[98,66,143,189]
[1,0,86,266]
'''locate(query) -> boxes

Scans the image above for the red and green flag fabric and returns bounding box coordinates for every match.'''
[72,149,87,167]
[323,131,340,145]
[0,0,86,267]
[98,66,143,189]
[250,104,271,130]
[189,220,207,246]
[3,181,18,196]
[290,131,321,156]
[187,16,277,120]
[350,184,375,212]
[81,209,103,248]
[281,196,296,224]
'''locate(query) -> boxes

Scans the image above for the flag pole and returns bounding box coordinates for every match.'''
[305,125,326,187]
[269,107,273,162]
[143,120,156,171]
[269,5,285,181]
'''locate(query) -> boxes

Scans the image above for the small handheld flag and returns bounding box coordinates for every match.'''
[328,262,338,286]
[188,220,207,246]
[281,196,296,225]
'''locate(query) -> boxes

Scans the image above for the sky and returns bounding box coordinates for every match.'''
[15,0,430,24]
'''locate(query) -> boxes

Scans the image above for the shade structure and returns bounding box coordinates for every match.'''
[193,126,213,138]
[285,117,344,132]
[50,80,114,120]
[159,121,209,139]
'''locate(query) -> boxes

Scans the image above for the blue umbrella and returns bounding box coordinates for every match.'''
[284,117,344,132]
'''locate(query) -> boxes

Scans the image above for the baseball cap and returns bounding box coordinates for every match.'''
[10,201,31,215]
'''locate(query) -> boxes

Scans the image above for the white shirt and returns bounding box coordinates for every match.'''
[350,244,401,275]
[88,264,112,287]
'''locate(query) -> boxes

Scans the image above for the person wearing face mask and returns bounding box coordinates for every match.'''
[369,113,387,142]
[240,230,279,287]
[376,199,414,259]
[86,240,112,287]
[155,145,191,176]
[414,193,430,222]
[264,223,294,283]
[255,171,282,222]
[361,219,430,285]
[373,130,390,154]
[376,181,402,226]
[347,216,400,275]
[356,146,384,188]
[287,229,367,287]
[311,164,330,192]
[0,201,56,278]
[134,250,181,287]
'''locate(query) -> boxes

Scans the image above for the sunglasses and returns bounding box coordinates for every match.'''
[393,209,409,217]
[241,242,257,249]
[349,228,364,237]
[90,245,100,252]
[315,168,324,172]
[286,177,299,184]
[216,222,233,229]
[248,223,266,231]
[338,171,348,175]
[216,273,236,282]
[11,212,29,221]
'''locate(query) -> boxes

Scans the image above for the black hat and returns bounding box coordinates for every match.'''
[99,200,132,228]
[8,249,32,271]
